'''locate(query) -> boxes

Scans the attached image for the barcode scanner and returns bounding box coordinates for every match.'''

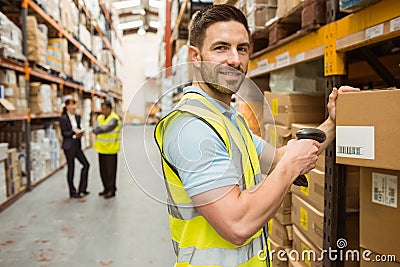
[292,128,326,187]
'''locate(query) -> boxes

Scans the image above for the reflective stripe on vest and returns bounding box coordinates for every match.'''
[154,92,271,267]
[94,111,121,154]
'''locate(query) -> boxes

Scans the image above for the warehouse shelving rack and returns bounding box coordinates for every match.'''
[0,0,123,211]
[246,0,400,266]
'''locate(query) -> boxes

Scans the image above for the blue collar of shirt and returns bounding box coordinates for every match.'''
[183,86,237,119]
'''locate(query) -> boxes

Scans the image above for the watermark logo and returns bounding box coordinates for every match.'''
[258,238,397,263]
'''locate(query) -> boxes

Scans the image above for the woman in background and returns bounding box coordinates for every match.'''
[60,99,90,198]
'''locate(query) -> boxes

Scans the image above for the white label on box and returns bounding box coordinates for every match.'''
[276,52,290,68]
[296,52,305,62]
[372,172,397,208]
[257,59,269,71]
[390,17,400,32]
[365,24,384,40]
[336,126,374,159]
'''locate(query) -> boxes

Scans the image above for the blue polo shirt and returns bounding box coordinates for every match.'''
[163,86,266,197]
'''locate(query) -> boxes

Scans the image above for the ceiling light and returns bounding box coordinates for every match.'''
[149,0,161,9]
[137,27,146,35]
[113,0,141,10]
[149,20,160,29]
[117,20,144,30]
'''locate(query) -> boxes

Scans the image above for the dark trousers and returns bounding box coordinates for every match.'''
[64,144,90,195]
[99,153,117,193]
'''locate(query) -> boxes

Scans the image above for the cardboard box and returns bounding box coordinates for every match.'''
[275,192,292,225]
[291,225,322,267]
[291,169,325,212]
[264,92,325,127]
[269,237,289,267]
[291,194,324,249]
[360,248,400,266]
[268,217,292,247]
[7,148,17,166]
[265,124,291,148]
[336,89,400,171]
[360,167,400,261]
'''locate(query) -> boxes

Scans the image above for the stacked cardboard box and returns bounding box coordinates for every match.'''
[30,83,56,114]
[276,0,304,19]
[5,148,23,197]
[27,16,48,66]
[247,0,277,32]
[264,91,325,128]
[99,50,115,75]
[0,70,27,114]
[336,89,400,266]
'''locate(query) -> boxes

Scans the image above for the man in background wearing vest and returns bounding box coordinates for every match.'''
[93,100,121,199]
[155,4,359,267]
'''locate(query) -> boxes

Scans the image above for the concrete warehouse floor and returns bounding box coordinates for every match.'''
[0,125,175,267]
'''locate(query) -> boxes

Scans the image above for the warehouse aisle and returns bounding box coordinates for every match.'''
[0,125,175,267]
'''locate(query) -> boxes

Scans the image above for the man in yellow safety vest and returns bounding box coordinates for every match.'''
[93,100,121,199]
[155,4,359,267]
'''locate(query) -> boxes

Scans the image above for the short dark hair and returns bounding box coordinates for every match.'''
[189,4,250,49]
[101,100,112,109]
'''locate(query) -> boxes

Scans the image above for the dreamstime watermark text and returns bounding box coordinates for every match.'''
[258,238,397,263]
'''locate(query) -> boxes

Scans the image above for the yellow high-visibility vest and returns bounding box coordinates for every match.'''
[155,92,271,267]
[94,111,121,154]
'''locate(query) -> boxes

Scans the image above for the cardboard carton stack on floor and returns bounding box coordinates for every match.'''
[336,89,400,266]
[5,148,23,197]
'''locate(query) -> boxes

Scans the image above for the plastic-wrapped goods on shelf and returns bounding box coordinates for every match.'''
[84,0,101,19]
[61,0,79,36]
[70,53,86,83]
[47,39,63,73]
[92,36,103,60]
[83,61,94,91]
[98,50,115,73]
[269,60,324,95]
[35,0,61,22]
[26,16,48,66]
[97,14,107,34]
[29,83,54,114]
[80,98,92,149]
[0,159,7,203]
[79,24,92,52]
[0,12,25,61]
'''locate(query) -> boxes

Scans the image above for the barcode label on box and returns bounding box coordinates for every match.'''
[336,126,374,159]
[372,172,397,208]
[390,17,400,32]
[365,24,384,40]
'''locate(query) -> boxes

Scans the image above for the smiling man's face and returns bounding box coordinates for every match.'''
[196,20,250,95]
